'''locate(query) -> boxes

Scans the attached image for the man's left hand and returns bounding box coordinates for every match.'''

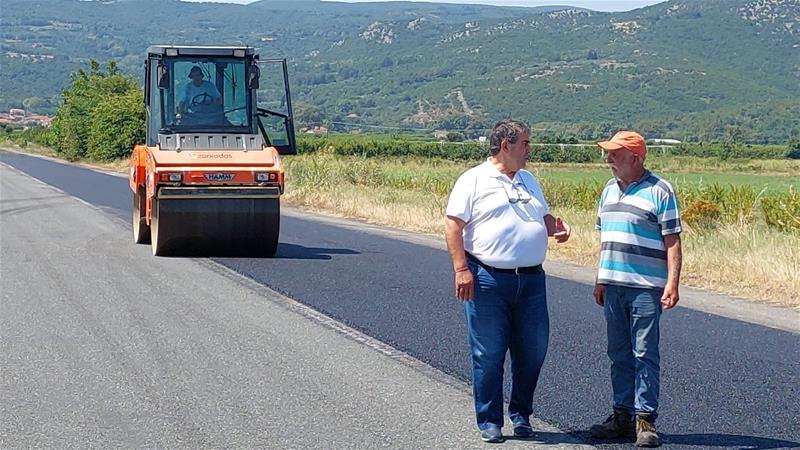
[661,284,680,309]
[553,216,571,243]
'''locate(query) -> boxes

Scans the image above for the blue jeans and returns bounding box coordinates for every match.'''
[603,284,662,419]
[463,262,549,430]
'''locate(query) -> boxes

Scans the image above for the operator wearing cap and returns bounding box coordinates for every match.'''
[589,131,683,448]
[177,65,222,116]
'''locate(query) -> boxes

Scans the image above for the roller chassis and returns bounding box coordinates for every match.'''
[130,145,284,256]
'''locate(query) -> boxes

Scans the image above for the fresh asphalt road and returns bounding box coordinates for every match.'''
[2,152,799,449]
[1,158,589,450]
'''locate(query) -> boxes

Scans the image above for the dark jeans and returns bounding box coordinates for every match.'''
[463,262,549,430]
[603,284,663,418]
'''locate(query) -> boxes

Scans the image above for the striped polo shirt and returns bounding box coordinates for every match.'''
[596,170,681,289]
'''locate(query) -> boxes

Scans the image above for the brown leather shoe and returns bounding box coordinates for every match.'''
[589,409,634,439]
[635,414,660,447]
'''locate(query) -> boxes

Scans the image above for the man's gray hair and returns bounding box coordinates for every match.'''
[488,119,530,156]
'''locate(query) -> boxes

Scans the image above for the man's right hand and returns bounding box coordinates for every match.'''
[455,269,474,301]
[593,283,605,306]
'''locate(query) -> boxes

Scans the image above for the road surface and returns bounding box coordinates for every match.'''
[1,151,798,449]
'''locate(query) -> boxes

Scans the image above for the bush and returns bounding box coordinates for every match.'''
[670,142,788,159]
[761,190,800,234]
[86,90,145,161]
[540,180,604,210]
[51,60,142,161]
[531,144,598,163]
[682,200,722,229]
[787,139,800,159]
[297,135,489,161]
[678,183,760,226]
[295,136,606,163]
[723,184,759,224]
[446,132,464,142]
[7,126,54,147]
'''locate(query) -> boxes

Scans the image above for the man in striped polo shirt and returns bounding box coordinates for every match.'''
[589,131,682,448]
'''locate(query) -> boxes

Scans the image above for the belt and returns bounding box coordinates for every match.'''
[466,252,543,275]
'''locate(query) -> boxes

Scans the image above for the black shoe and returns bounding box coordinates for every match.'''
[512,420,534,438]
[589,409,634,439]
[480,426,505,443]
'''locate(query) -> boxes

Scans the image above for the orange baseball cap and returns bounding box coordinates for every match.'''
[597,131,647,157]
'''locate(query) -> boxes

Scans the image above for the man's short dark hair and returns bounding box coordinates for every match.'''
[489,119,530,156]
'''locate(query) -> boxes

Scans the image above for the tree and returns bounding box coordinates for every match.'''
[446,132,464,142]
[294,102,325,127]
[723,125,744,145]
[22,96,47,112]
[787,139,800,159]
[51,60,143,160]
[86,89,145,160]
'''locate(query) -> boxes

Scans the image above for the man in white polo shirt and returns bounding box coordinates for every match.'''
[445,119,571,443]
[590,130,682,448]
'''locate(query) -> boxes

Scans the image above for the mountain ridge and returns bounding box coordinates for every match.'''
[2,0,798,142]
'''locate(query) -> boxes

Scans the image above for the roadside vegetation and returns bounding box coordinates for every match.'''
[281,151,799,306]
[3,62,798,306]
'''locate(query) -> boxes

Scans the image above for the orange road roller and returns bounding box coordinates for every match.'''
[129,45,296,256]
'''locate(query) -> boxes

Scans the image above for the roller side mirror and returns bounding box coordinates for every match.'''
[157,64,169,89]
[248,64,260,90]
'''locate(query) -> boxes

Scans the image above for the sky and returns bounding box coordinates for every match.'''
[181,0,667,12]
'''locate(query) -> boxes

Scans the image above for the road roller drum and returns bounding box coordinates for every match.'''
[150,188,280,256]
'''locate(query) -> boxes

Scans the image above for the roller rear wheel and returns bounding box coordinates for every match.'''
[150,198,165,256]
[132,189,151,244]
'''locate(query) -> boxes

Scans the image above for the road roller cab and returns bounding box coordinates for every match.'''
[129,45,296,256]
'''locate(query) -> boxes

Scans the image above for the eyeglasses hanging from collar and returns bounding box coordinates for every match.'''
[500,178,533,204]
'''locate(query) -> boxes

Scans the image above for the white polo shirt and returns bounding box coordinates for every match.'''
[446,159,550,269]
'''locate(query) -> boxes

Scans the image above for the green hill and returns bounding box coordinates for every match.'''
[2,0,798,142]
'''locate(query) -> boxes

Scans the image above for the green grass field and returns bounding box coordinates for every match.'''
[532,167,798,194]
[310,154,799,196]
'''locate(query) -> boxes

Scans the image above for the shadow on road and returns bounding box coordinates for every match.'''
[504,430,589,446]
[275,243,359,260]
[661,433,800,449]
[575,431,800,449]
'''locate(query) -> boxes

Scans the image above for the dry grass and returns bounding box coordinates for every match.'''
[284,154,800,307]
[2,141,129,173]
[541,209,800,307]
[680,223,800,305]
[284,183,447,234]
[2,141,59,158]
